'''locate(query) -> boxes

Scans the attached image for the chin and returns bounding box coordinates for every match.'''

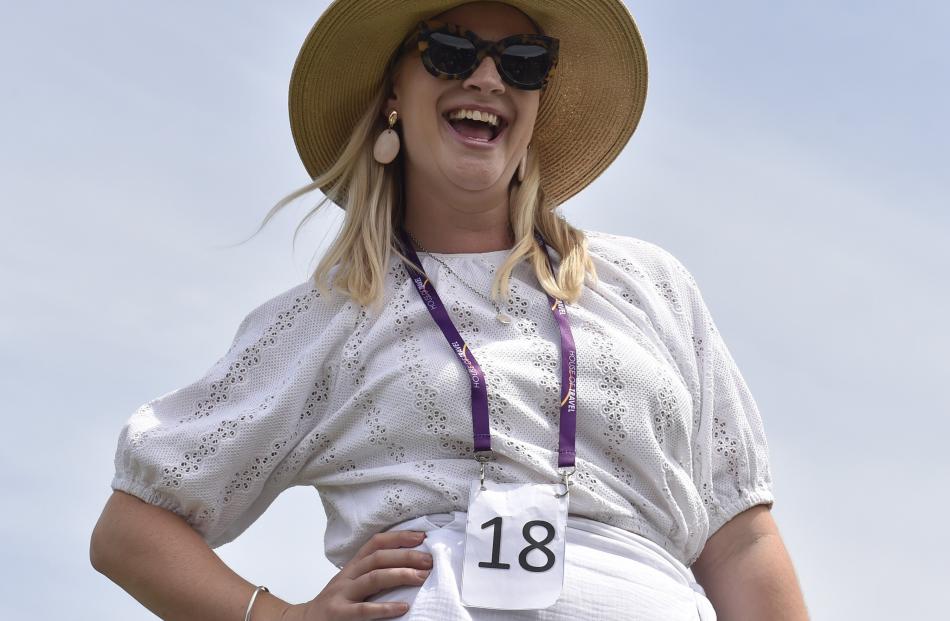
[446,170,508,192]
[442,158,508,189]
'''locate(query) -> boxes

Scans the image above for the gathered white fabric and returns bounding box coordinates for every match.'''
[110,230,774,570]
[366,510,718,620]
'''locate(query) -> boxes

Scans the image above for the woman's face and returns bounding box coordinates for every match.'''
[386,2,542,195]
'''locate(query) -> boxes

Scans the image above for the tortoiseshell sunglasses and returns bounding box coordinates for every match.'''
[399,19,560,91]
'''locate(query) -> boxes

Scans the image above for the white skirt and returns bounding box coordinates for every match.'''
[365,510,717,620]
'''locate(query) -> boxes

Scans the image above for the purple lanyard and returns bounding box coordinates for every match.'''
[398,229,578,469]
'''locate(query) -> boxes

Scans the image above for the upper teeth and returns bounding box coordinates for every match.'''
[447,109,501,127]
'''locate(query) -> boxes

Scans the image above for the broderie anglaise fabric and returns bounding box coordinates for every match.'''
[110,231,774,569]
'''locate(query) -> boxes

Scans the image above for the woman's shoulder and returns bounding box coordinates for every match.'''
[230,273,360,350]
[582,229,696,287]
[583,228,662,255]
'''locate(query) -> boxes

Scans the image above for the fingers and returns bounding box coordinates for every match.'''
[344,601,411,620]
[325,529,432,620]
[346,566,432,603]
[346,530,427,571]
[345,547,434,580]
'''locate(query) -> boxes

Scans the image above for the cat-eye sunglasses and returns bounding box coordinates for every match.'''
[398,19,560,91]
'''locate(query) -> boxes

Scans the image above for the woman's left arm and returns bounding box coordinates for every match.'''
[691,505,810,621]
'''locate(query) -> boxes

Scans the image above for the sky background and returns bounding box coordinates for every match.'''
[1,1,948,618]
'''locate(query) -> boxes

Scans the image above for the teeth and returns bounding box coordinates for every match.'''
[447,108,500,127]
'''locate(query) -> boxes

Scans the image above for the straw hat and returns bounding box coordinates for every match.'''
[289,0,648,208]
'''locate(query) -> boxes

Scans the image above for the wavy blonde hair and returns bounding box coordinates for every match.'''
[244,50,597,310]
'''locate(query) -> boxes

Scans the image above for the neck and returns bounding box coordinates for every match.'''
[401,177,515,254]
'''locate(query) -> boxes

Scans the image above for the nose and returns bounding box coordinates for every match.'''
[461,56,505,95]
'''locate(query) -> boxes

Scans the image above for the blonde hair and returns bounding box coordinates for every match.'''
[243,63,597,310]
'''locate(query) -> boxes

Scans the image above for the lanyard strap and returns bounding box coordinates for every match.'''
[398,229,578,469]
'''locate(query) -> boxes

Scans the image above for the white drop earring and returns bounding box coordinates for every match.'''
[373,110,400,164]
[517,148,528,182]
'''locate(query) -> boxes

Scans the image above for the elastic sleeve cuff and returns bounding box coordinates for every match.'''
[110,473,189,520]
[706,483,775,541]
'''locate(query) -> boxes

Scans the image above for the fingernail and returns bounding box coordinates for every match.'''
[416,569,431,579]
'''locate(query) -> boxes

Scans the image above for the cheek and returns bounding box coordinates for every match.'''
[395,77,446,140]
[513,96,541,146]
[512,115,538,149]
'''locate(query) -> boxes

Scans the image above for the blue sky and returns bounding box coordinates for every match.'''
[1,1,947,618]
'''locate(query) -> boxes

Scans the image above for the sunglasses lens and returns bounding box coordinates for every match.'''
[428,32,477,75]
[500,44,552,88]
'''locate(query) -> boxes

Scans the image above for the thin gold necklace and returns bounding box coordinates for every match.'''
[406,231,514,325]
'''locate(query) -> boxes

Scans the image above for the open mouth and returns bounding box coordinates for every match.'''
[441,110,509,144]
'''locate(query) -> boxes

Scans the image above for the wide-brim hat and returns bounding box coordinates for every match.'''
[289,0,648,208]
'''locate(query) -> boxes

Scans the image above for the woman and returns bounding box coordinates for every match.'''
[91,1,808,620]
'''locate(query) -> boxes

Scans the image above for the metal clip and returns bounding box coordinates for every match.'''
[474,450,494,491]
[553,466,576,498]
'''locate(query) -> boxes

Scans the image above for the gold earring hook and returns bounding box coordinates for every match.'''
[388,110,398,128]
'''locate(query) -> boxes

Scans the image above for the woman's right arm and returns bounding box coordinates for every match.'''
[96,284,432,619]
[90,490,292,621]
[90,490,433,621]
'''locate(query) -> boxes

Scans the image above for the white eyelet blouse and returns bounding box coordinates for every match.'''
[110,230,774,569]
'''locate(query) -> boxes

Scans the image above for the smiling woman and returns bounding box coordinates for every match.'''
[93,1,807,620]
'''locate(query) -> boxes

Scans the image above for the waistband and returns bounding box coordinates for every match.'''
[384,510,708,598]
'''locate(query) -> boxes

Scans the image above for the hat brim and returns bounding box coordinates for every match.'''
[289,0,648,208]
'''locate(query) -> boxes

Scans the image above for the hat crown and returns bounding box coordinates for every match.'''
[289,0,648,207]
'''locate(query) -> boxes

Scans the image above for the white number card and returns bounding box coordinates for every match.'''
[460,478,569,610]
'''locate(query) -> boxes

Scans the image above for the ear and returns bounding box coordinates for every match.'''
[383,64,402,121]
[383,94,399,121]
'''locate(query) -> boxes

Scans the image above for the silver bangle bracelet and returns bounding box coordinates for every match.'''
[244,585,269,621]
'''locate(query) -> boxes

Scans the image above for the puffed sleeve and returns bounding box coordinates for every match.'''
[110,280,337,548]
[650,243,776,540]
